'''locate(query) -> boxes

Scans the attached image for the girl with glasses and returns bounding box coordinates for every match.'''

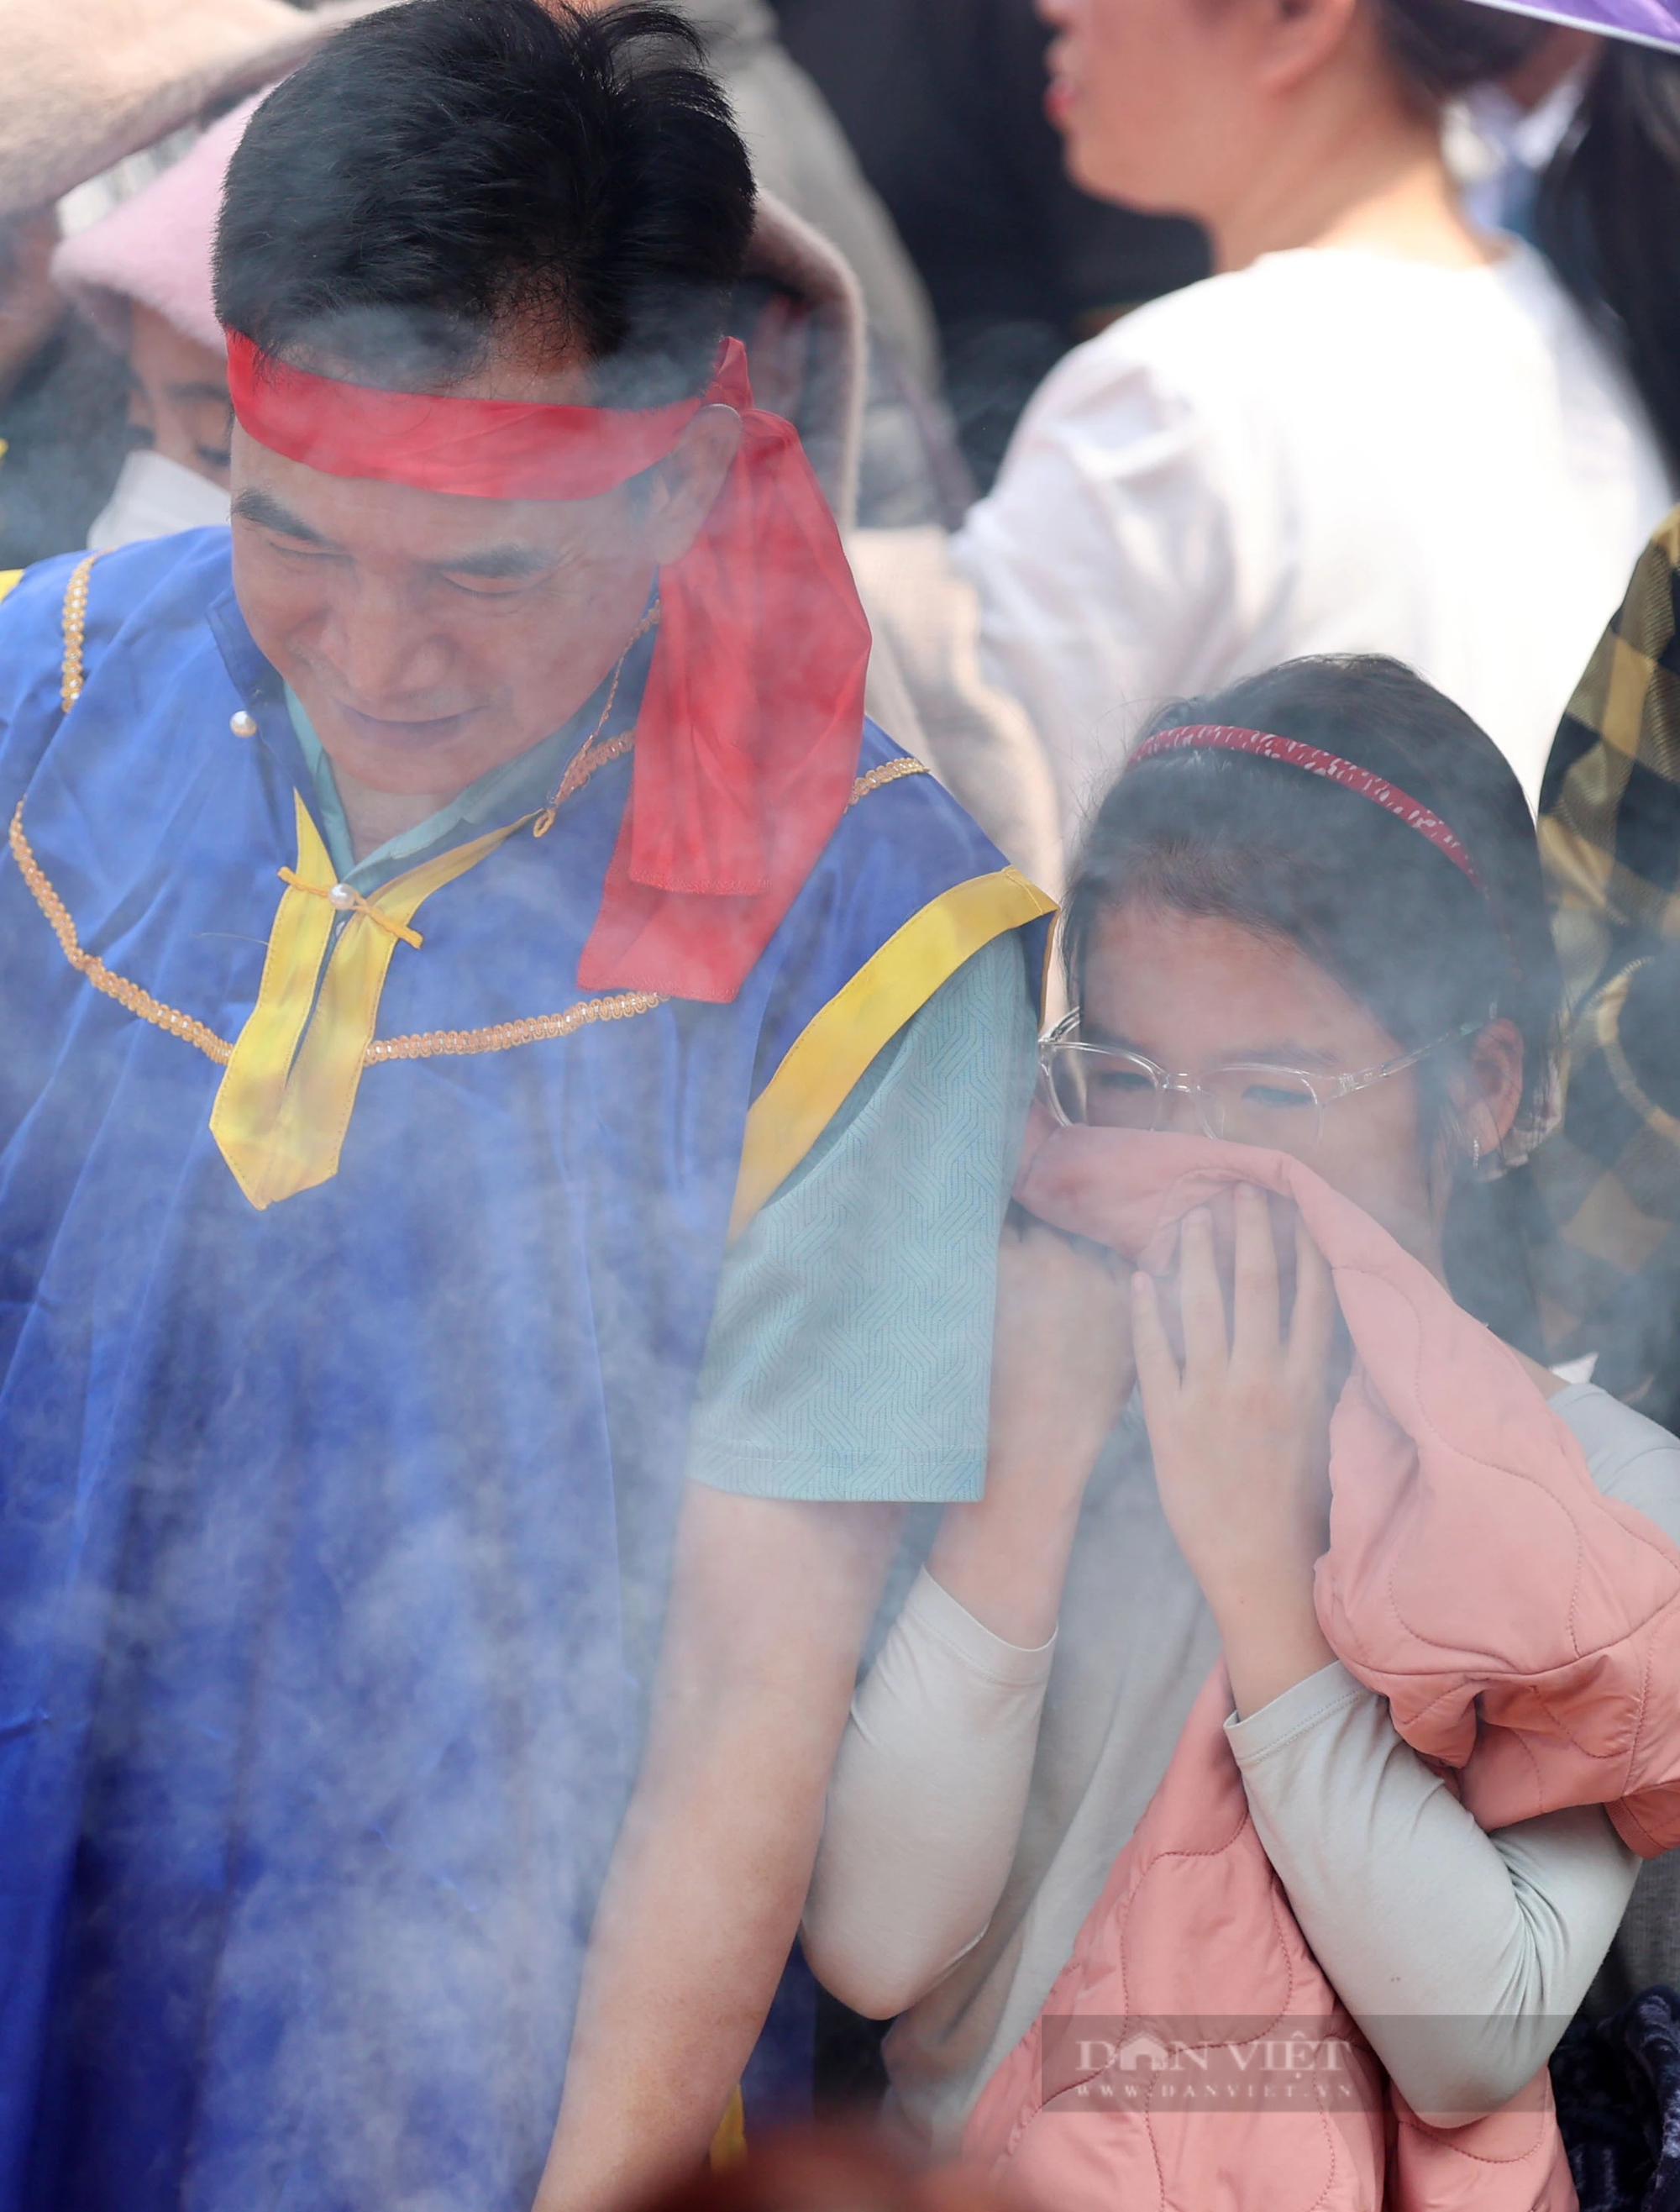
[801,654,1680,2185]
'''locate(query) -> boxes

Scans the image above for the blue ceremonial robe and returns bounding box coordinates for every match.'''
[0,533,1048,2212]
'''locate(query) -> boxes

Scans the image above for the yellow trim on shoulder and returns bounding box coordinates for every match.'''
[727,866,1055,1243]
[0,568,23,607]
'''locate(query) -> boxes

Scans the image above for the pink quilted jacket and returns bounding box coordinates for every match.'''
[963,1120,1680,2212]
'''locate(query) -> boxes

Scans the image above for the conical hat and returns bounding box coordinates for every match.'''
[0,0,384,221]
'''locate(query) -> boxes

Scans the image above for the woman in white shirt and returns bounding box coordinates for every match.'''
[801,654,1680,2156]
[953,0,1675,827]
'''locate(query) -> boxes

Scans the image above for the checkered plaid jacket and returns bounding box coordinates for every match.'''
[1532,506,1680,1405]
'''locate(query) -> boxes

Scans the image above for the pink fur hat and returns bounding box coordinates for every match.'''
[52,94,260,355]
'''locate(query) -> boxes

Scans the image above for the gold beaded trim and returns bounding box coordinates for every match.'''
[365,990,664,1063]
[536,727,633,828]
[12,797,660,1071]
[533,603,660,836]
[9,801,235,1064]
[60,552,97,713]
[12,749,931,1074]
[851,757,928,803]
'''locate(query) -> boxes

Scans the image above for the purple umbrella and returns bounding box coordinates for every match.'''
[1469,0,1680,49]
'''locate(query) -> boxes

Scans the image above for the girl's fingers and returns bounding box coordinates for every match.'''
[1131,1269,1179,1416]
[1230,1184,1280,1364]
[1176,1207,1228,1374]
[1288,1216,1336,1379]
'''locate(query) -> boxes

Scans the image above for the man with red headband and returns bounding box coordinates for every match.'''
[0,6,1049,2209]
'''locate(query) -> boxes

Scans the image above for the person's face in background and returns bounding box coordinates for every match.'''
[1038,0,1279,209]
[1036,0,1401,238]
[126,304,234,486]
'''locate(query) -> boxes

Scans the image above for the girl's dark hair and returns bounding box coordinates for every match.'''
[1369,0,1546,105]
[1535,42,1680,479]
[1063,659,1562,1338]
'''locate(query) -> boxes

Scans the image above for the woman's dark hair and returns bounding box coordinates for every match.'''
[1535,42,1680,480]
[1063,658,1562,1337]
[214,0,756,406]
[1369,0,1546,106]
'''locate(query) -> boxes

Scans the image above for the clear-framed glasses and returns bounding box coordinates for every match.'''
[1038,1012,1484,1152]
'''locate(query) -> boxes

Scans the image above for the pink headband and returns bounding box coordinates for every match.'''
[1129,723,1486,891]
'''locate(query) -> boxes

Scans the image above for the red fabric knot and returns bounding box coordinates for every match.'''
[226,330,871,1003]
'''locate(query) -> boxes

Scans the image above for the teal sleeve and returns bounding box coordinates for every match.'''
[685,933,1039,1503]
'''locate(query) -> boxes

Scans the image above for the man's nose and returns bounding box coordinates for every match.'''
[321,578,449,706]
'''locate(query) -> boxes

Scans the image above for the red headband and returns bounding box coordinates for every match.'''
[1129,723,1485,890]
[226,330,870,1003]
[227,330,721,502]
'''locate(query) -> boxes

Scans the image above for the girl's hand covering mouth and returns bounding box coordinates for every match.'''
[1133,1181,1340,1715]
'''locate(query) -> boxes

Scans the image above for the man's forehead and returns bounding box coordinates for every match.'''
[229,423,597,560]
[290,336,598,410]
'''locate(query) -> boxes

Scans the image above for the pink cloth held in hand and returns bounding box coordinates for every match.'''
[963,1113,1680,2212]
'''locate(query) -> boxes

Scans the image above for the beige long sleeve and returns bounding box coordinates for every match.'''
[801,1568,1054,2020]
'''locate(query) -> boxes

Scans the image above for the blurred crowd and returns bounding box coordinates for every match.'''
[8,0,1680,2205]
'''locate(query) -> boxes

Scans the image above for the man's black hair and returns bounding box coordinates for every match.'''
[214,0,756,405]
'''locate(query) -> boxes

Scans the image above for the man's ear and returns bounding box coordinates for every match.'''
[1452,1017,1526,1160]
[639,404,743,565]
[1254,0,1362,94]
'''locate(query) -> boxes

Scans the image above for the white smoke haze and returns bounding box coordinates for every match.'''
[5,10,1680,2212]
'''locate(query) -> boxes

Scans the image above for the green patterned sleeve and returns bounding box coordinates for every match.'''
[685,933,1039,1503]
